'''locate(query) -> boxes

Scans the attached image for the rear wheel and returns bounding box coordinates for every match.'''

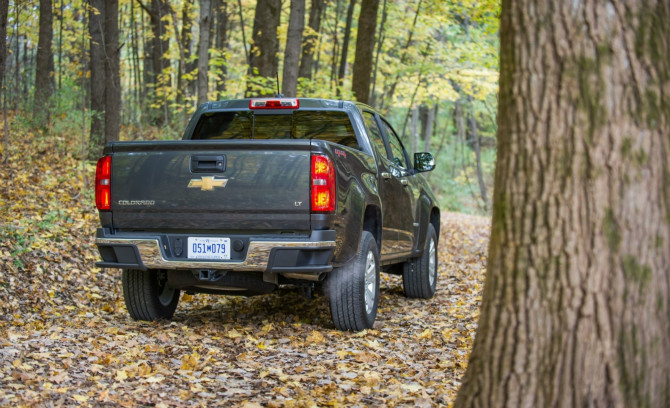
[122,269,180,321]
[328,231,380,331]
[403,224,438,298]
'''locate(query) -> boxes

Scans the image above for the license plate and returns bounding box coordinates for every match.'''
[187,237,231,260]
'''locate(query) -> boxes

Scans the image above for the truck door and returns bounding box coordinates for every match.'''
[362,112,415,258]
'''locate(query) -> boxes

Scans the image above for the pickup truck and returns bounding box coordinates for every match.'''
[94,98,440,331]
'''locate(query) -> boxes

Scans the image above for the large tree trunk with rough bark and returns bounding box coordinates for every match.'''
[454,1,670,407]
[246,0,281,97]
[33,0,53,128]
[351,0,379,104]
[281,0,304,97]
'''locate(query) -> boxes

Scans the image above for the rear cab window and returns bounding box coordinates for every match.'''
[192,110,360,149]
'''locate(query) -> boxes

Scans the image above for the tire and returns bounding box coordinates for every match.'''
[327,231,380,331]
[122,269,180,321]
[403,224,438,299]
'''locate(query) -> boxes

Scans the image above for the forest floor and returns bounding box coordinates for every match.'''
[0,126,490,407]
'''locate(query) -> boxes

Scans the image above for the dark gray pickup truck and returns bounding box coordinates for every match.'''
[95,98,440,331]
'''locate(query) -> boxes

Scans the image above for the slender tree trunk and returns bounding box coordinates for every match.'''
[236,0,249,66]
[336,0,356,95]
[351,0,379,104]
[328,0,341,90]
[298,0,323,80]
[139,0,170,125]
[34,0,54,128]
[176,0,194,109]
[410,107,418,154]
[56,0,63,91]
[214,0,229,96]
[0,0,9,93]
[368,0,386,108]
[246,0,281,97]
[104,0,119,143]
[282,0,305,97]
[455,1,670,407]
[196,0,211,105]
[468,97,488,210]
[88,0,105,156]
[13,1,20,108]
[379,0,421,112]
[130,0,142,121]
[420,103,436,152]
[0,0,7,164]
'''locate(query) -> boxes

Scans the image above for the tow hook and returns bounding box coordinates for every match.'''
[194,269,226,282]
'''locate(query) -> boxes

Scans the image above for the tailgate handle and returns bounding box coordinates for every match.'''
[191,155,226,173]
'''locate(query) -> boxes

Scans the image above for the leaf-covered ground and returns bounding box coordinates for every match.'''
[0,128,490,407]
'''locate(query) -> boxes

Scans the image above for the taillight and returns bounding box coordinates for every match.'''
[311,154,335,213]
[95,156,112,211]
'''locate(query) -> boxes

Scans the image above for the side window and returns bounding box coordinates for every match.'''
[362,112,388,159]
[381,121,408,169]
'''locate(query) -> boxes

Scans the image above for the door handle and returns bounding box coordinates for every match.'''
[400,178,409,186]
[381,172,391,180]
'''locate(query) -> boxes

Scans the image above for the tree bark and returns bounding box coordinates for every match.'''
[139,0,170,125]
[196,0,211,105]
[104,0,119,143]
[368,0,386,108]
[454,1,670,407]
[34,0,54,127]
[88,0,105,156]
[298,0,323,80]
[282,0,305,97]
[246,0,281,97]
[468,97,488,211]
[351,0,379,104]
[214,0,229,96]
[336,0,356,95]
[0,0,7,93]
[176,0,194,108]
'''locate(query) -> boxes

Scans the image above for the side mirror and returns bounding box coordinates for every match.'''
[414,152,435,172]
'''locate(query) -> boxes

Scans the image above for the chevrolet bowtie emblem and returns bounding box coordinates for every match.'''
[188,176,228,191]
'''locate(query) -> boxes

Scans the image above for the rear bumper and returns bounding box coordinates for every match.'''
[95,229,336,280]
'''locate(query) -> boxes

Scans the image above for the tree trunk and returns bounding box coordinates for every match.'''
[468,97,488,211]
[328,0,341,90]
[33,0,54,128]
[140,0,170,126]
[176,0,194,108]
[236,0,249,66]
[379,0,421,112]
[454,1,670,407]
[336,0,356,95]
[246,0,281,97]
[298,0,323,80]
[88,0,105,156]
[196,0,211,105]
[214,0,229,96]
[282,0,305,97]
[351,0,379,104]
[368,0,386,108]
[420,103,436,152]
[0,0,7,94]
[104,0,119,143]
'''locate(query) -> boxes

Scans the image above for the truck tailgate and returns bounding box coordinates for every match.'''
[109,140,312,231]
